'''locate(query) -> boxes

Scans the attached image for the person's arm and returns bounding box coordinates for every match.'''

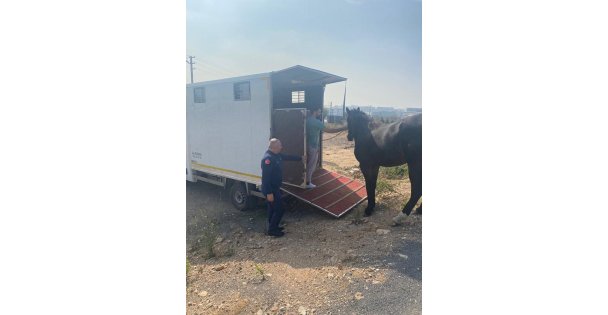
[261,158,273,201]
[313,117,346,134]
[323,124,348,133]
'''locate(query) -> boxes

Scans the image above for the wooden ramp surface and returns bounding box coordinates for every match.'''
[281,168,367,218]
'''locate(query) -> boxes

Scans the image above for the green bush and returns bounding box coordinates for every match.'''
[380,165,408,179]
[189,220,218,259]
[376,179,396,197]
[254,263,266,281]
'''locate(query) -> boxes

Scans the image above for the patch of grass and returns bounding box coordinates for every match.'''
[186,258,192,287]
[376,178,396,197]
[222,244,236,257]
[380,165,408,180]
[337,165,364,180]
[254,263,266,281]
[190,219,219,259]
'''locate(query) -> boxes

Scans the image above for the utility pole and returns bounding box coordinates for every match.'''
[186,56,196,83]
[342,81,347,121]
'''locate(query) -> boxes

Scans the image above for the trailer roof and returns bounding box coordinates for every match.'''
[272,65,347,86]
[187,65,346,87]
[187,72,270,87]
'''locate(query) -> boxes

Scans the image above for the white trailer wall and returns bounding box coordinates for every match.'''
[186,73,272,185]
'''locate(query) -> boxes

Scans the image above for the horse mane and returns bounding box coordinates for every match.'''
[349,108,369,121]
[369,119,381,130]
[349,108,376,129]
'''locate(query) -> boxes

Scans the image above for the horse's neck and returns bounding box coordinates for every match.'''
[354,126,374,146]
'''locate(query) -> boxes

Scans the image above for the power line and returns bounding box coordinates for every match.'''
[197,58,239,77]
[196,63,234,78]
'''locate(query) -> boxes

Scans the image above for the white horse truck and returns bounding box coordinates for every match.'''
[186,65,367,218]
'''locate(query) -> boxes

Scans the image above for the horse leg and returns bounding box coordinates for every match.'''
[393,161,421,225]
[361,164,380,216]
[402,160,422,215]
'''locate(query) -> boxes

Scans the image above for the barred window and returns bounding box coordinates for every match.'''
[291,90,305,103]
[194,87,205,103]
[234,81,251,101]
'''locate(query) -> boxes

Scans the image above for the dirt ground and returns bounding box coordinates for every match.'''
[186,130,422,315]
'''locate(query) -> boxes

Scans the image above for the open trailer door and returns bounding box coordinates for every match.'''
[272,108,307,187]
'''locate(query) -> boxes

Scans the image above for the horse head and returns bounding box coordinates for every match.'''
[346,107,370,141]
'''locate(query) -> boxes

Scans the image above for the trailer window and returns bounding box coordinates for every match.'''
[291,91,305,103]
[194,87,205,103]
[234,82,250,101]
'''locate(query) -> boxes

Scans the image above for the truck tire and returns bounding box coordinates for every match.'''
[229,182,255,211]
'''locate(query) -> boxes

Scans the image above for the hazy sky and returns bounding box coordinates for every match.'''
[187,0,421,108]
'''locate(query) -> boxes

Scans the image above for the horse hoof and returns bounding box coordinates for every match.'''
[392,212,408,225]
[364,208,373,217]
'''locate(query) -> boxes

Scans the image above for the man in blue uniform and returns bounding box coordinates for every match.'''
[261,138,302,237]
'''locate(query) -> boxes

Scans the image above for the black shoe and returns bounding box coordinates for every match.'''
[266,226,284,234]
[267,230,285,237]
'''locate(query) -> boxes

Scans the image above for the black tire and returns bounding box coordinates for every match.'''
[229,182,255,211]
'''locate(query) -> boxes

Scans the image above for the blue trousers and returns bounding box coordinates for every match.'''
[267,191,283,233]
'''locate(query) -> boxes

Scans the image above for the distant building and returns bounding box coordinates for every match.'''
[323,105,421,123]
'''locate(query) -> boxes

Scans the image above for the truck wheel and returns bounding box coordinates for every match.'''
[230,182,254,211]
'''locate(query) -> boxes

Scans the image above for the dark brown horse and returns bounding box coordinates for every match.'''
[345,108,421,223]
